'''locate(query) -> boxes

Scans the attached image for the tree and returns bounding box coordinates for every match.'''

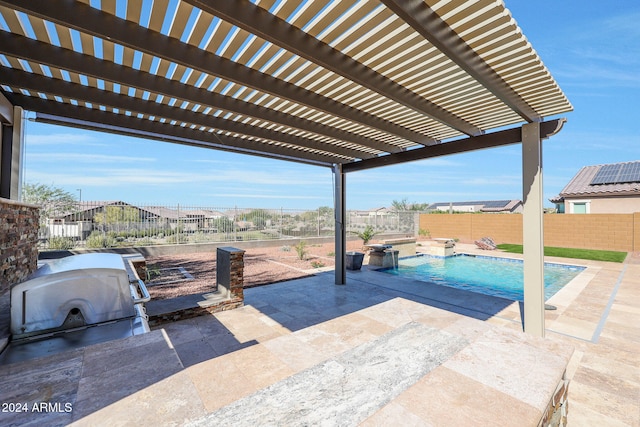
[94,206,139,225]
[243,209,272,229]
[21,182,77,227]
[214,216,234,233]
[391,197,429,211]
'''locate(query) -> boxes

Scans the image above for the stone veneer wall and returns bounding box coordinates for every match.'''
[539,375,570,427]
[0,198,40,352]
[0,198,39,295]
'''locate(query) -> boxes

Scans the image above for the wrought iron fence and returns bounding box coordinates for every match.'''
[37,201,420,250]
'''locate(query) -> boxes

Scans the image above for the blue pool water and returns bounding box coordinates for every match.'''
[382,254,585,301]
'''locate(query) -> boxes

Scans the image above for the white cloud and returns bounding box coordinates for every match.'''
[25,132,106,147]
[25,169,194,186]
[25,165,332,189]
[27,153,156,163]
[460,176,521,187]
[208,193,322,200]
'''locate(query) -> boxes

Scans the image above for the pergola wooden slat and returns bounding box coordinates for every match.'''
[0,0,573,336]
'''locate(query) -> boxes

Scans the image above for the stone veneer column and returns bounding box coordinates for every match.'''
[1,197,39,353]
[0,198,39,294]
[216,247,245,301]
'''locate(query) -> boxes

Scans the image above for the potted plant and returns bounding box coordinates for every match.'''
[345,225,378,270]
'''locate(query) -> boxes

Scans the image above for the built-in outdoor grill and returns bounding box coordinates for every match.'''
[1,253,150,364]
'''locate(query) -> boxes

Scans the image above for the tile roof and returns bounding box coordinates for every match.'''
[556,161,640,199]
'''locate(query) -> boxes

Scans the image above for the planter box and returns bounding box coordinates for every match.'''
[346,251,365,270]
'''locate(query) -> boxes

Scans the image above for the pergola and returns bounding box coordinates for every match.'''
[0,0,572,336]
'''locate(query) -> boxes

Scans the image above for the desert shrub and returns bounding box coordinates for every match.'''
[47,236,75,250]
[137,237,154,246]
[86,231,116,248]
[418,228,431,238]
[190,232,210,243]
[166,234,189,244]
[294,240,307,260]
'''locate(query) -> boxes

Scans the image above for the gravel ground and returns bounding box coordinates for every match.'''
[145,240,366,300]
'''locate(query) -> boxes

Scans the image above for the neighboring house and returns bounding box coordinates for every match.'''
[48,202,231,237]
[368,207,393,217]
[427,200,523,213]
[143,206,228,231]
[550,161,640,214]
[47,201,143,239]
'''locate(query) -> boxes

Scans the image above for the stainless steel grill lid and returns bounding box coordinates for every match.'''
[10,253,139,338]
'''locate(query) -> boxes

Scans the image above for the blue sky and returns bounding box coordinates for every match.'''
[21,0,640,210]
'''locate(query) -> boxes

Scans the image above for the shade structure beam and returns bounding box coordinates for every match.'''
[0,31,397,154]
[11,94,339,166]
[0,68,369,161]
[380,0,542,123]
[4,0,430,148]
[183,0,481,138]
[342,119,565,173]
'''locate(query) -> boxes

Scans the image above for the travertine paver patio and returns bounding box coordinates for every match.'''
[0,244,638,426]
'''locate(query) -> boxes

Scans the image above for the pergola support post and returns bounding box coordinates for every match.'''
[522,122,545,337]
[0,105,24,200]
[333,163,346,285]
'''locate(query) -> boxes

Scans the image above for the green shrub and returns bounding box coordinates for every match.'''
[418,228,431,238]
[137,237,154,246]
[166,234,189,244]
[190,232,210,243]
[48,236,75,250]
[86,231,116,248]
[354,225,378,245]
[311,261,325,268]
[145,264,161,281]
[294,240,307,260]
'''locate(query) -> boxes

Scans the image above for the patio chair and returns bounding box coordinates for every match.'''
[475,236,497,250]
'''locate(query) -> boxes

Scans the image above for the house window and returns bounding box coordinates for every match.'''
[573,203,586,213]
[571,201,589,214]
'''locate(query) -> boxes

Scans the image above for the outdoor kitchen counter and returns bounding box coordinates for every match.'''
[0,329,192,426]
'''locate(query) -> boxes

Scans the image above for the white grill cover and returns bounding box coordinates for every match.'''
[10,253,136,337]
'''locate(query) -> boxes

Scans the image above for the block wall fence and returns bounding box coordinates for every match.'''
[419,213,640,252]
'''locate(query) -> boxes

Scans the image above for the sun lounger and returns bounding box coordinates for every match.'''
[475,236,497,250]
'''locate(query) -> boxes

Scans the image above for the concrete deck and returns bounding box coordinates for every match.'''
[0,244,638,426]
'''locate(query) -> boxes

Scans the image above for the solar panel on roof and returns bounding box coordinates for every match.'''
[590,162,640,185]
[617,162,640,183]
[482,200,509,208]
[591,164,620,185]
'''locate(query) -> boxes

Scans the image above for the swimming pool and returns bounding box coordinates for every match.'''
[381,254,585,301]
